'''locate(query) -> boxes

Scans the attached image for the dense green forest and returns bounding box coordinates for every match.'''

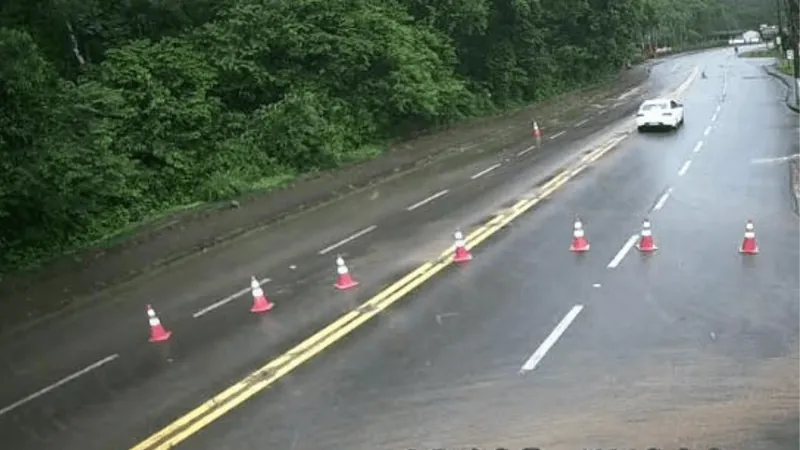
[0,0,777,273]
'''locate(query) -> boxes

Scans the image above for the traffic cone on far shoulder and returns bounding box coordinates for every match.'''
[636,218,657,252]
[532,120,543,137]
[739,219,759,254]
[334,256,359,290]
[250,277,274,313]
[453,230,473,263]
[146,305,171,343]
[569,218,590,252]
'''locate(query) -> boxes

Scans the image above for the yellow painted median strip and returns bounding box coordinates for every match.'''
[131,132,627,450]
[130,262,434,450]
[152,257,454,448]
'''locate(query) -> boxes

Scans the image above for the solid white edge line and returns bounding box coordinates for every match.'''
[318,225,378,255]
[751,154,800,164]
[607,234,639,269]
[0,354,120,417]
[674,66,698,96]
[693,141,704,153]
[653,188,673,212]
[520,305,584,373]
[193,277,272,318]
[678,160,692,176]
[549,131,566,140]
[406,189,449,211]
[470,163,502,180]
[617,86,641,100]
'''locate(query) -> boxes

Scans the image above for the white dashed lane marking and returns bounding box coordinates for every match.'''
[406,189,449,211]
[517,145,536,157]
[652,187,673,212]
[193,278,273,318]
[678,160,692,177]
[607,234,639,269]
[519,305,584,374]
[470,163,502,180]
[318,225,378,255]
[0,354,120,417]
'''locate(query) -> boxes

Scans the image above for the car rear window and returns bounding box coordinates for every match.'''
[641,103,667,111]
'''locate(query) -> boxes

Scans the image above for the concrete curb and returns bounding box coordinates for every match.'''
[790,159,800,216]
[763,65,800,113]
[761,65,800,212]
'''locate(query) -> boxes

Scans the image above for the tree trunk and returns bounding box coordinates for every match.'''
[65,21,86,68]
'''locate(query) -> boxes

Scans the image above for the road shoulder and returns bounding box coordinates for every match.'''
[761,64,800,214]
[764,63,800,113]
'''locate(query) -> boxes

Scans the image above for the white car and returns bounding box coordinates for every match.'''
[635,98,684,131]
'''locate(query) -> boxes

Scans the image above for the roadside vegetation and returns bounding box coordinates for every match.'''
[780,60,794,76]
[741,47,794,76]
[0,0,776,274]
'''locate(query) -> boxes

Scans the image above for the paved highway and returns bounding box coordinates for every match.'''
[180,50,798,449]
[1,48,797,450]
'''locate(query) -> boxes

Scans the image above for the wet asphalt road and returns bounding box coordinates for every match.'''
[177,51,799,449]
[0,48,797,450]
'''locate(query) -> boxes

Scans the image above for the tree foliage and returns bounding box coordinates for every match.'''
[0,0,774,272]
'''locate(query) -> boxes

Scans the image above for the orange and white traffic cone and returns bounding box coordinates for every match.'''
[249,277,274,313]
[146,305,171,343]
[636,218,657,252]
[569,218,590,252]
[453,230,472,263]
[739,219,759,254]
[334,256,359,290]
[532,120,543,137]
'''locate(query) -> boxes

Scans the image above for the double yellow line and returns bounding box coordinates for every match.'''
[130,132,628,450]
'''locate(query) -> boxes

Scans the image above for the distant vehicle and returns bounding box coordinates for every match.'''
[635,98,684,132]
